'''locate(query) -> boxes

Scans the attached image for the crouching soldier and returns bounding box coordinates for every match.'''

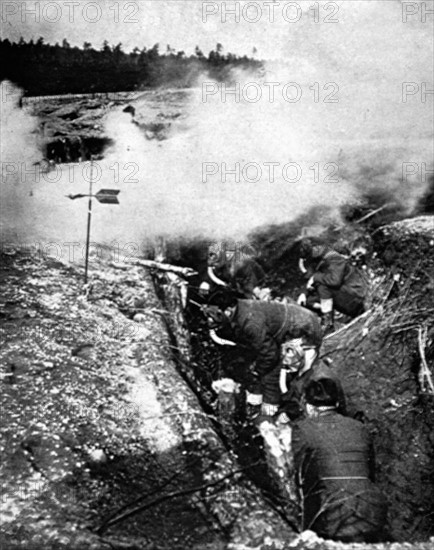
[205,292,322,420]
[200,243,270,300]
[278,342,346,422]
[292,377,388,542]
[298,239,367,335]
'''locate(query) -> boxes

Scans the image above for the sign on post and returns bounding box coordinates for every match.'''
[95,189,120,204]
[67,169,120,283]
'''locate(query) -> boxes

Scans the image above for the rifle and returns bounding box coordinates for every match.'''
[111,259,197,278]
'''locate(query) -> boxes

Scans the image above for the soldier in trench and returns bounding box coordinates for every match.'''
[278,339,346,422]
[205,291,322,420]
[297,238,367,335]
[200,243,271,301]
[291,377,388,542]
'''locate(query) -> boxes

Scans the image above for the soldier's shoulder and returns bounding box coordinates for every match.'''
[337,414,369,435]
[293,416,320,435]
[237,299,267,319]
[286,301,316,316]
[238,299,255,310]
[325,249,347,262]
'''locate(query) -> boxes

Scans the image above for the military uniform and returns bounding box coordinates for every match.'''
[207,251,266,299]
[306,248,366,318]
[232,258,265,299]
[229,300,322,406]
[292,411,388,542]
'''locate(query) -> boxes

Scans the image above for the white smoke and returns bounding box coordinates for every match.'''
[98,0,433,242]
[0,81,42,243]
[1,0,433,255]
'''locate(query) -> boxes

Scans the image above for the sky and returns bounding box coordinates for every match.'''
[1,0,432,59]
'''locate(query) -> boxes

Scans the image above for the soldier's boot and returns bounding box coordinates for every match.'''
[322,311,335,336]
[245,391,262,424]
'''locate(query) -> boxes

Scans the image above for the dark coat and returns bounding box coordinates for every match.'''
[230,300,322,404]
[211,257,265,299]
[233,258,265,298]
[308,249,367,317]
[280,361,346,421]
[292,411,388,542]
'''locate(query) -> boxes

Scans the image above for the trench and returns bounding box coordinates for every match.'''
[44,136,113,164]
[33,143,433,544]
[150,270,295,525]
[72,260,296,549]
[158,230,434,544]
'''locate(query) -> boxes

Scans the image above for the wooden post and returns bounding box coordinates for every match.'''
[84,159,94,284]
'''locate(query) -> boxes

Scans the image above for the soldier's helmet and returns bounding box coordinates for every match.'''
[304,378,339,407]
[208,241,257,267]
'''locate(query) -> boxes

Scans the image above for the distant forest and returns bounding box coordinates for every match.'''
[0,38,263,96]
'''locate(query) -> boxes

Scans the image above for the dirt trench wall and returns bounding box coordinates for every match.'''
[323,319,434,542]
[322,217,434,542]
[0,252,294,550]
[74,263,296,547]
[120,273,295,547]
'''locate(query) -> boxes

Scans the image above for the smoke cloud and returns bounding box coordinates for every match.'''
[1,0,433,256]
[1,81,41,243]
[98,0,433,243]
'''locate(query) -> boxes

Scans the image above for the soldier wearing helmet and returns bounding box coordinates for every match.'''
[204,292,322,420]
[200,242,269,300]
[291,377,388,542]
[298,238,367,335]
[278,344,346,423]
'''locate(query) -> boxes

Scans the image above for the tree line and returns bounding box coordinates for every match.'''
[0,38,262,96]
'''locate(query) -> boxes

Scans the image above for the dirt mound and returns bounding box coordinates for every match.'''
[418,175,434,214]
[373,216,434,276]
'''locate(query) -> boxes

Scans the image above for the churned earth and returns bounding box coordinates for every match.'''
[0,249,293,550]
[1,222,434,549]
[1,91,433,549]
[0,250,221,550]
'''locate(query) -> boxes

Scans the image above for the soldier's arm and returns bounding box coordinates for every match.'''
[235,261,265,296]
[280,381,305,420]
[252,261,265,286]
[243,321,280,404]
[291,423,312,486]
[234,263,255,295]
